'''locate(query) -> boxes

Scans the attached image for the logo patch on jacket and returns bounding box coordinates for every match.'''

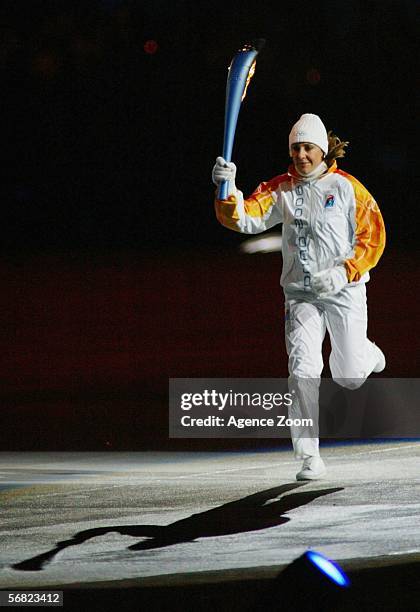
[325,194,335,208]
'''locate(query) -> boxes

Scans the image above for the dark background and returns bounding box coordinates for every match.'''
[0,0,418,449]
[0,0,417,253]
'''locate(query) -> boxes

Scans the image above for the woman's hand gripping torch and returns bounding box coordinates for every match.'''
[217,39,265,200]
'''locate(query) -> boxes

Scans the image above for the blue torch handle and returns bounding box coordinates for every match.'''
[218,45,260,200]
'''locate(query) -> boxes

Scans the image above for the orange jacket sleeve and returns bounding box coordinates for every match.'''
[214,175,286,234]
[337,170,386,282]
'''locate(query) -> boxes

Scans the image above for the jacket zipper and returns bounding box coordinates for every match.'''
[308,181,320,274]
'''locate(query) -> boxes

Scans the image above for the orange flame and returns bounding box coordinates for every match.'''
[241,60,256,102]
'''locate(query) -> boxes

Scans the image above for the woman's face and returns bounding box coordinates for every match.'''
[290,142,324,175]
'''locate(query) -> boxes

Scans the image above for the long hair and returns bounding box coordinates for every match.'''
[324,131,349,167]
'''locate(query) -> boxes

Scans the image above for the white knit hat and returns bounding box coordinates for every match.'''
[289,113,328,155]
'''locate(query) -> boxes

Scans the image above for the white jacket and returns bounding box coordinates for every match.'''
[215,161,386,297]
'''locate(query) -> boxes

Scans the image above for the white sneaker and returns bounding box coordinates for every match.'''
[296,456,326,481]
[373,343,386,373]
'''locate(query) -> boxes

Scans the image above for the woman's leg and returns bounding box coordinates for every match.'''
[285,299,326,460]
[325,284,383,388]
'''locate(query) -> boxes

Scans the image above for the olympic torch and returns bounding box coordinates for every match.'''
[218,39,265,200]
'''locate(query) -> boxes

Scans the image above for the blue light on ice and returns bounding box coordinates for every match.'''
[306,551,350,587]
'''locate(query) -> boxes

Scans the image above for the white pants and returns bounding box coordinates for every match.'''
[285,284,380,459]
